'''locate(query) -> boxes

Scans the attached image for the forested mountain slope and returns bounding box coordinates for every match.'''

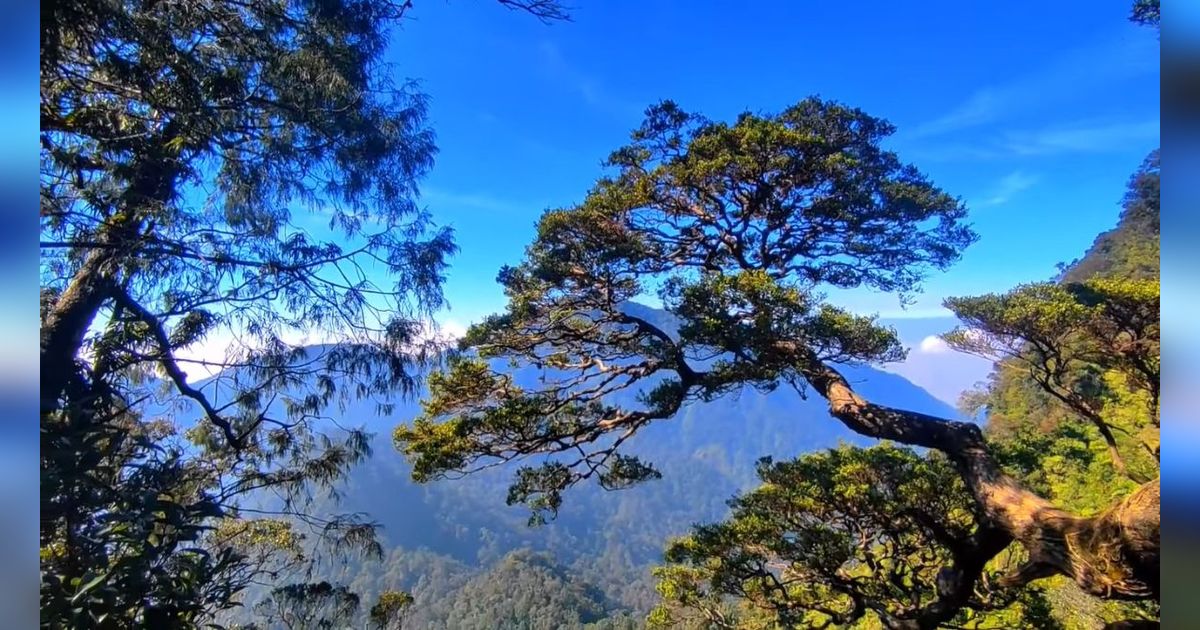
[222,305,957,627]
[1060,150,1159,284]
[959,149,1160,629]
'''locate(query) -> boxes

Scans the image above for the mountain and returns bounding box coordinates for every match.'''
[958,149,1160,628]
[218,303,961,627]
[1060,149,1159,284]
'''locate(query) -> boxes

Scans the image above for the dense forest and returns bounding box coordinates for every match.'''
[40,0,1158,629]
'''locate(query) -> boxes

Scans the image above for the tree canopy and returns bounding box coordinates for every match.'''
[396,98,974,517]
[370,590,415,630]
[649,445,1060,629]
[945,277,1159,478]
[39,0,566,626]
[254,581,361,630]
[42,0,454,448]
[394,98,1159,628]
[40,0,1158,627]
[648,146,1162,629]
[1130,0,1160,29]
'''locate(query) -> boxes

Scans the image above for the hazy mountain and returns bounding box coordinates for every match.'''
[219,303,964,625]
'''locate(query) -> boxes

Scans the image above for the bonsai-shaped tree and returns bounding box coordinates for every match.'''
[393,98,1158,626]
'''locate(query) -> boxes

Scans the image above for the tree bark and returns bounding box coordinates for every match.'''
[40,149,174,416]
[795,350,1159,602]
[40,248,117,416]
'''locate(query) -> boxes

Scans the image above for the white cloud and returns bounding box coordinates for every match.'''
[536,41,643,118]
[172,329,239,382]
[909,118,1159,162]
[910,89,1004,139]
[431,319,467,344]
[1001,119,1160,156]
[977,171,1039,207]
[908,34,1157,140]
[173,327,342,383]
[918,335,950,354]
[172,315,470,384]
[883,344,994,407]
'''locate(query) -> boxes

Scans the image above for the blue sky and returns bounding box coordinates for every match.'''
[378,0,1159,329]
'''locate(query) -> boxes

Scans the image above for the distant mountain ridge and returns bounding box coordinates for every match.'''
[218,303,963,627]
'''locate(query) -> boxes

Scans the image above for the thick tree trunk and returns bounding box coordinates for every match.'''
[41,154,172,416]
[40,249,117,415]
[796,350,1160,603]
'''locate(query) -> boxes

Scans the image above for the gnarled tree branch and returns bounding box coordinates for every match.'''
[791,347,1159,602]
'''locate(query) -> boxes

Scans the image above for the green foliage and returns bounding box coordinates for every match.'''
[397,98,974,519]
[41,0,450,619]
[668,271,906,390]
[945,276,1159,411]
[645,142,1161,627]
[40,408,241,627]
[370,590,415,629]
[962,371,1159,628]
[39,394,379,628]
[434,551,613,629]
[944,275,1159,481]
[39,0,566,626]
[338,549,629,630]
[941,148,1161,627]
[511,97,974,297]
[651,445,1059,629]
[211,518,306,566]
[1059,151,1159,283]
